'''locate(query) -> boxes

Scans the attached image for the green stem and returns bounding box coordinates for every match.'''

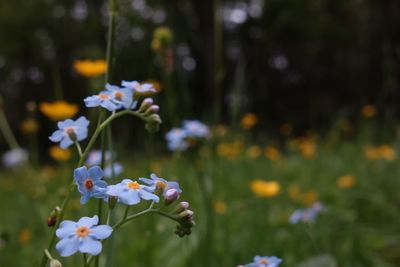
[75,142,83,157]
[213,0,223,124]
[0,104,20,150]
[104,0,118,84]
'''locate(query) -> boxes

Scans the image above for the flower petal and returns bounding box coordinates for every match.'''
[89,225,113,240]
[77,215,98,227]
[56,220,77,238]
[78,237,102,255]
[88,166,104,180]
[74,166,88,182]
[60,137,73,149]
[56,236,79,257]
[49,130,64,142]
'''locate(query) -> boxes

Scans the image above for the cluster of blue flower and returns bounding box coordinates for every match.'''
[289,202,325,224]
[238,255,282,267]
[45,80,195,260]
[165,120,211,151]
[57,167,183,256]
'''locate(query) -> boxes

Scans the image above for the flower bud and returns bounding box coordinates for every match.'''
[171,201,189,214]
[144,105,160,116]
[50,259,62,267]
[164,189,179,205]
[177,209,194,220]
[65,128,77,141]
[138,98,153,113]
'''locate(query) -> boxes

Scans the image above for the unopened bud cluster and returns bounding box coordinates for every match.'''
[171,201,195,237]
[137,98,162,133]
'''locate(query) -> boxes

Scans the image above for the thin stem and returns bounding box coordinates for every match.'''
[83,253,89,267]
[75,142,83,157]
[104,0,118,84]
[44,249,53,260]
[0,104,20,150]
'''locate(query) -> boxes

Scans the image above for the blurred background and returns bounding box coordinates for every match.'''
[1,0,400,267]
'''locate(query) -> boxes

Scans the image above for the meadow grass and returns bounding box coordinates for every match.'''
[0,124,399,267]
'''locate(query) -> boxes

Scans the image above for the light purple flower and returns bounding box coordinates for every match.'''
[106,179,159,205]
[289,202,326,224]
[55,215,112,257]
[49,116,90,149]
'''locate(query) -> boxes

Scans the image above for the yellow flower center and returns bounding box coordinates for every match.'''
[259,259,269,265]
[99,93,109,100]
[114,91,124,100]
[84,179,94,190]
[128,181,141,190]
[75,226,90,237]
[156,180,167,190]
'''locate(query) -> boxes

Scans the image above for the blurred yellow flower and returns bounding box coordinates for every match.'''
[246,145,262,159]
[337,175,356,189]
[250,179,280,198]
[39,101,79,121]
[49,146,71,161]
[301,190,318,205]
[298,138,316,159]
[379,145,396,161]
[216,140,243,160]
[265,146,281,161]
[364,145,396,161]
[19,229,32,245]
[361,105,377,118]
[214,200,227,214]
[240,113,259,130]
[20,118,38,135]
[73,59,107,78]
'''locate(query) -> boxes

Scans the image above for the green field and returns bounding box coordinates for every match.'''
[1,121,399,267]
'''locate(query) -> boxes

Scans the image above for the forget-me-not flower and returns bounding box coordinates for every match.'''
[121,80,156,96]
[106,179,159,205]
[139,173,181,195]
[289,202,325,224]
[182,120,211,139]
[55,215,112,257]
[105,83,135,109]
[2,148,28,168]
[245,255,282,267]
[84,90,118,111]
[49,116,90,149]
[74,166,107,204]
[165,128,189,151]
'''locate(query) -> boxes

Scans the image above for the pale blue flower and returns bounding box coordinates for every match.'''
[182,120,211,139]
[74,166,107,204]
[55,215,112,257]
[86,150,112,166]
[106,179,159,205]
[2,148,28,168]
[245,256,282,267]
[84,90,119,111]
[165,128,188,151]
[104,162,123,178]
[105,83,136,109]
[139,173,181,195]
[49,116,90,149]
[121,80,156,95]
[289,202,325,224]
